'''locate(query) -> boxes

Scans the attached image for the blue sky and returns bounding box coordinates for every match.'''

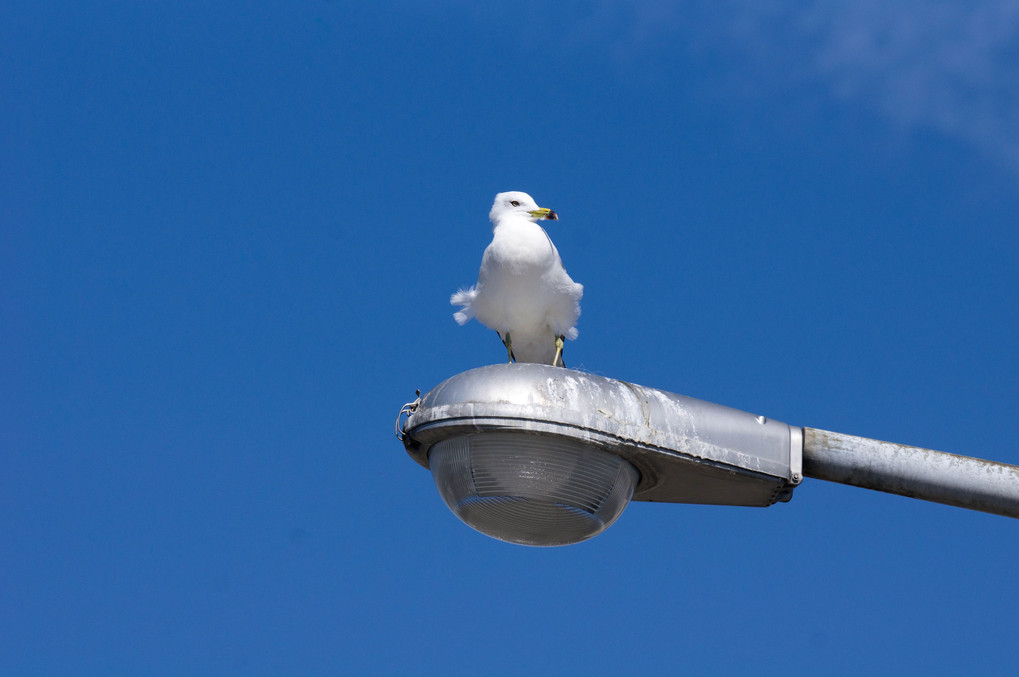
[3,1,1018,674]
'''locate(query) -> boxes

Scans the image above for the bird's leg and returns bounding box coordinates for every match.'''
[501,331,515,363]
[553,335,565,367]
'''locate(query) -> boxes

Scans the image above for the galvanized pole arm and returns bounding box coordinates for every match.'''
[802,428,1019,519]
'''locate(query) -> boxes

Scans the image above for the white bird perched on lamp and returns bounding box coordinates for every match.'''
[451,191,583,367]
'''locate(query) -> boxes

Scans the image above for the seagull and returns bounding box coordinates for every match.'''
[451,191,583,367]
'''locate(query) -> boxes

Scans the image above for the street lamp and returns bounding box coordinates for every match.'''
[397,364,1019,546]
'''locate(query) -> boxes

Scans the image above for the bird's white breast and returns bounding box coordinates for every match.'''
[470,219,574,335]
[483,221,557,274]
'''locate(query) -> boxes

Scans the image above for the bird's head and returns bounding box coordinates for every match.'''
[490,191,558,224]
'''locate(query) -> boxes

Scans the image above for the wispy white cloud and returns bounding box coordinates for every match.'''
[526,0,1019,175]
[801,1,1019,171]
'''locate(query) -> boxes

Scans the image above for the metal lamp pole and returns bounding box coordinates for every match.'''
[802,428,1019,518]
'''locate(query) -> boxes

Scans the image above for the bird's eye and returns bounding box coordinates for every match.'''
[510,200,520,207]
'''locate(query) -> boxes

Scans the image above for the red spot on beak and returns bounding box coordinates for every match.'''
[547,210,558,220]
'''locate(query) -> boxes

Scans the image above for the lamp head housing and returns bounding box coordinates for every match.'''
[400,364,802,546]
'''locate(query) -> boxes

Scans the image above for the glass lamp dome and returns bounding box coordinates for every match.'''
[428,431,639,546]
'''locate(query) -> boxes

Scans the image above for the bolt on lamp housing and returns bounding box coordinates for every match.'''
[400,364,802,546]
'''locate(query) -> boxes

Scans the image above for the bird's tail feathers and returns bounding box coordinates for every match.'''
[450,287,477,326]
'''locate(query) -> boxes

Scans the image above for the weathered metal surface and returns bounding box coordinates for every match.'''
[803,428,1019,519]
[402,363,801,507]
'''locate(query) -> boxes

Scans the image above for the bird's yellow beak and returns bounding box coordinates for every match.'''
[529,207,558,221]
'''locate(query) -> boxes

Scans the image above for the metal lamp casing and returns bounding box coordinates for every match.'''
[401,364,803,544]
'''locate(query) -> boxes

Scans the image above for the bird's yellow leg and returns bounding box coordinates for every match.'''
[503,332,515,363]
[553,335,564,367]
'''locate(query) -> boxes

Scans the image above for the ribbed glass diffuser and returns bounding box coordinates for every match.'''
[429,432,639,546]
